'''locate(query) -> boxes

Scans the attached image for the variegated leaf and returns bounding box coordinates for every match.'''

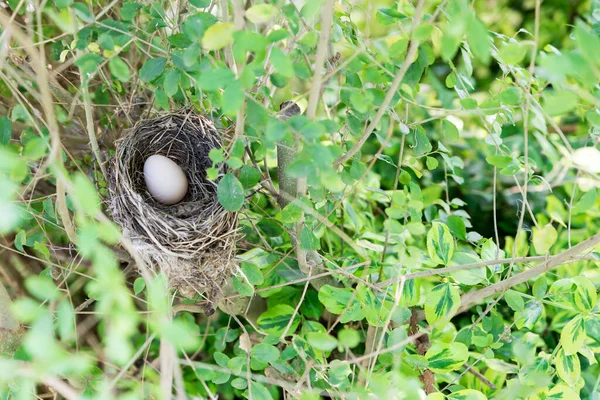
[427,221,455,265]
[555,348,581,386]
[425,283,460,325]
[425,342,469,373]
[560,315,587,355]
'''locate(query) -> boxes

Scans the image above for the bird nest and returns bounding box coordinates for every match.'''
[107,111,238,310]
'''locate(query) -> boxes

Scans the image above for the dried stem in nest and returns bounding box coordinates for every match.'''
[107,111,238,309]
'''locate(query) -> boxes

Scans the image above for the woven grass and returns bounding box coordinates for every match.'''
[107,111,238,310]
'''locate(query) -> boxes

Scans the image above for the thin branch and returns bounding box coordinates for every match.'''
[459,232,600,311]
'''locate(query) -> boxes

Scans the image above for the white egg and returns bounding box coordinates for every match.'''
[143,155,188,205]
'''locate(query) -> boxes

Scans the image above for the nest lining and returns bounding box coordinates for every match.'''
[107,111,238,303]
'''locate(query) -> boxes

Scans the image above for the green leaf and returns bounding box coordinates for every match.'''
[23,137,48,160]
[25,276,59,301]
[338,328,361,349]
[299,227,320,250]
[515,300,543,329]
[222,80,244,116]
[163,69,181,97]
[108,57,130,82]
[424,283,460,325]
[201,22,235,50]
[505,290,524,312]
[532,223,557,255]
[573,276,597,312]
[249,382,273,400]
[555,348,580,386]
[543,91,578,116]
[196,67,236,91]
[246,4,278,24]
[189,0,210,7]
[133,277,145,295]
[466,14,490,64]
[276,203,302,224]
[498,42,528,65]
[306,332,338,352]
[251,343,280,363]
[232,276,254,297]
[560,316,587,355]
[257,304,300,336]
[414,130,432,156]
[442,119,459,141]
[139,57,167,83]
[425,342,469,373]
[447,215,466,241]
[574,21,600,66]
[572,188,596,215]
[71,3,94,23]
[241,262,263,285]
[0,116,11,145]
[182,12,217,41]
[217,173,244,211]
[318,285,363,322]
[14,230,26,252]
[72,173,100,215]
[486,155,512,168]
[449,252,485,285]
[427,221,455,265]
[270,47,294,78]
[238,166,261,189]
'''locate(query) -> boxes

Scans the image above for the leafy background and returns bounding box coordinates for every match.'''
[2,0,600,398]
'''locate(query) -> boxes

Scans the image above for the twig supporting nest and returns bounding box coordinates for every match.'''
[107,111,238,309]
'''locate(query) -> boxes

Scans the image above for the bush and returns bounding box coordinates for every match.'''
[1,0,600,398]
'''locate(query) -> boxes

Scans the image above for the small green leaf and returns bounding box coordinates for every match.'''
[72,173,100,215]
[338,328,361,349]
[139,57,167,82]
[573,276,597,312]
[505,290,524,312]
[318,285,363,322]
[222,80,244,116]
[257,304,300,336]
[425,342,469,373]
[133,277,146,295]
[217,173,244,211]
[466,14,490,64]
[238,166,261,189]
[306,332,337,352]
[241,262,263,285]
[424,283,460,325]
[555,348,580,386]
[572,188,596,215]
[276,202,303,224]
[201,22,236,50]
[427,222,455,265]
[299,227,320,250]
[498,42,528,65]
[0,116,12,145]
[442,119,459,141]
[270,47,294,78]
[189,0,210,7]
[532,223,557,255]
[108,57,130,82]
[251,343,280,363]
[163,69,181,97]
[232,276,254,297]
[560,316,587,355]
[543,91,578,116]
[447,215,466,241]
[246,4,278,24]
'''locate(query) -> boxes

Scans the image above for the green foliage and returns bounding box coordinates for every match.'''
[3,0,600,398]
